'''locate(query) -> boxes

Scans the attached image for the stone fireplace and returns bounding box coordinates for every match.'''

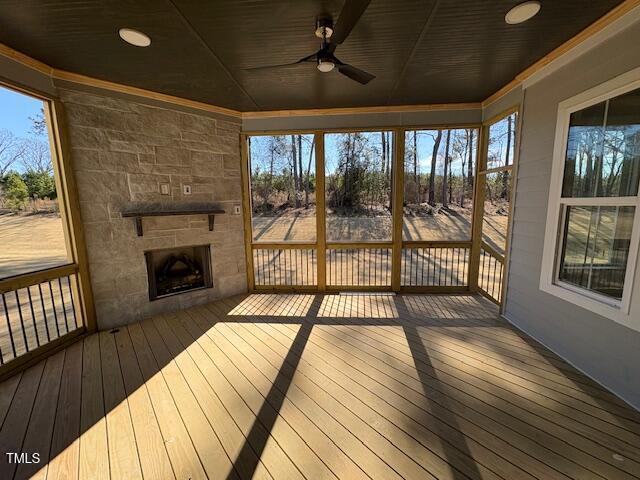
[62,87,247,329]
[145,245,213,300]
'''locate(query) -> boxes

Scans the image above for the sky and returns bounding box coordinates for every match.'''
[0,85,43,137]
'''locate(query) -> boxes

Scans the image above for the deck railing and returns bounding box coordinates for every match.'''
[401,242,470,288]
[253,246,317,287]
[478,242,504,304]
[0,264,84,366]
[326,246,392,287]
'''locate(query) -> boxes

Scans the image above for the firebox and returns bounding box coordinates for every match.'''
[145,245,213,301]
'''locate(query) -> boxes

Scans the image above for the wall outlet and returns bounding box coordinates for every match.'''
[160,183,170,195]
[183,184,192,195]
[234,205,241,215]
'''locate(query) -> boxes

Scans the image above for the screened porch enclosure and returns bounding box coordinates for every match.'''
[243,112,517,306]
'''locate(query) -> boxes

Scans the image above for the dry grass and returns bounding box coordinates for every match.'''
[0,212,68,279]
[252,202,509,252]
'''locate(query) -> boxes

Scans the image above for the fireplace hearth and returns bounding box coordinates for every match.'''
[145,245,213,301]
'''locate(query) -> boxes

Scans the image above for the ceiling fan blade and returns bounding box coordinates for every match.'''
[244,52,316,71]
[330,0,371,45]
[337,63,375,85]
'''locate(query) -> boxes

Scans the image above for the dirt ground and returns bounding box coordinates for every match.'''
[0,213,69,279]
[252,204,509,253]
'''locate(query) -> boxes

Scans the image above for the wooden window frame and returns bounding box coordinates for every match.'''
[470,107,521,309]
[241,123,483,293]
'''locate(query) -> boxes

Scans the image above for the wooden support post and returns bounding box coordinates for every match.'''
[469,124,489,292]
[391,129,405,292]
[499,106,522,312]
[240,134,255,291]
[48,100,97,332]
[315,132,327,291]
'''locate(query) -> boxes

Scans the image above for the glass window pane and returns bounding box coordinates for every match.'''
[558,205,634,300]
[325,131,393,242]
[482,170,512,255]
[602,88,640,197]
[487,112,517,169]
[0,86,69,279]
[403,129,477,241]
[562,87,640,198]
[248,134,316,242]
[562,102,606,198]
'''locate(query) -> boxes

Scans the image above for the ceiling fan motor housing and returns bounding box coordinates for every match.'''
[315,16,334,39]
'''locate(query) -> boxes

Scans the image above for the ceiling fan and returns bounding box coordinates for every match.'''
[245,0,375,85]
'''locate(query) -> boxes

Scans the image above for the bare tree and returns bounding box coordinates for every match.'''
[413,131,419,202]
[0,130,27,177]
[428,130,442,206]
[442,130,451,207]
[21,138,52,174]
[297,135,303,193]
[302,136,315,208]
[502,115,512,198]
[452,130,470,207]
[29,107,47,137]
[467,129,474,202]
[386,132,392,183]
[290,135,300,207]
[380,131,387,177]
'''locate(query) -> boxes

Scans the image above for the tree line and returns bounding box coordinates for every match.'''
[0,108,56,211]
[404,129,476,210]
[249,134,315,214]
[326,132,392,213]
[248,126,523,218]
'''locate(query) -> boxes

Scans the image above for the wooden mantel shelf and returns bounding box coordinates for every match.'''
[122,204,225,236]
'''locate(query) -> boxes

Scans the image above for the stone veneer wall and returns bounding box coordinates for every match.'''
[60,88,246,329]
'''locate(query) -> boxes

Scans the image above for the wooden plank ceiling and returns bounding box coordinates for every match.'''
[0,0,624,110]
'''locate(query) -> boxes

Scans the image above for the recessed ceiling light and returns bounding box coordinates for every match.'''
[505,1,541,25]
[118,28,151,47]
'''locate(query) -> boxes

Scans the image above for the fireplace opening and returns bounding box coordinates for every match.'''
[145,245,213,301]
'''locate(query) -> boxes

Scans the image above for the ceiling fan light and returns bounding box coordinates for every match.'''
[317,59,335,73]
[505,1,541,24]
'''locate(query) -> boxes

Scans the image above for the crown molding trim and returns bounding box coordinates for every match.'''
[52,69,242,118]
[240,102,481,119]
[0,42,52,76]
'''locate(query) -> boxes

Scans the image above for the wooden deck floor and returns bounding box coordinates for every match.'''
[0,293,639,480]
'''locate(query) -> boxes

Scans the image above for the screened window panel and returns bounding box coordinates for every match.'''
[402,128,477,241]
[486,113,517,169]
[325,131,393,242]
[0,86,70,279]
[481,171,512,255]
[248,134,316,242]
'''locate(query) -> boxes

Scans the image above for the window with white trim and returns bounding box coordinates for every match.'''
[541,71,640,327]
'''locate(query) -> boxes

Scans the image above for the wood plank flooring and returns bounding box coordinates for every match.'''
[0,293,639,480]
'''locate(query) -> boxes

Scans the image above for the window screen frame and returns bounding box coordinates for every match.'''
[540,67,640,330]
